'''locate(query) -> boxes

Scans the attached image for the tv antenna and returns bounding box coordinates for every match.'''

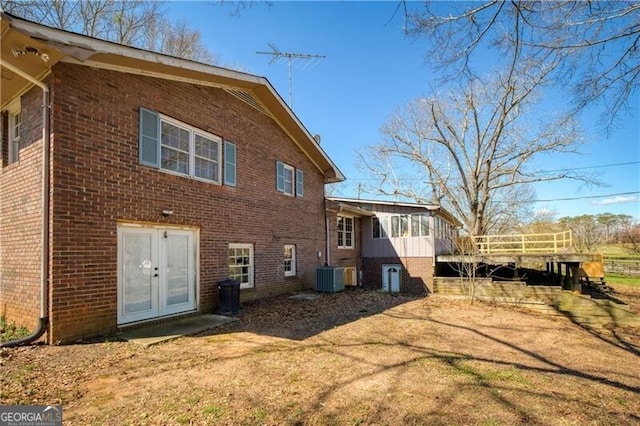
[257,42,325,108]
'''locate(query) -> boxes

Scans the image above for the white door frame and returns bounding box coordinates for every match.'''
[117,223,198,325]
[382,264,401,293]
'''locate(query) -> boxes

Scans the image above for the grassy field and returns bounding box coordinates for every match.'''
[597,244,640,260]
[606,273,640,287]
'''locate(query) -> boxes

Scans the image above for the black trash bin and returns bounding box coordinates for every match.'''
[218,279,240,315]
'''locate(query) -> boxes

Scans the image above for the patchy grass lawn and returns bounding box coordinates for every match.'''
[607,273,640,287]
[1,289,639,425]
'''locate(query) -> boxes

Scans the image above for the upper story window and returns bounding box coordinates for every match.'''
[435,216,455,239]
[296,169,304,197]
[372,216,388,239]
[6,99,21,164]
[276,161,304,197]
[338,215,354,249]
[139,107,235,185]
[411,214,430,237]
[373,213,434,239]
[276,161,294,195]
[224,141,237,186]
[391,215,409,238]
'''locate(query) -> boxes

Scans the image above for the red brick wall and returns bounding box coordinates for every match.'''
[362,256,433,295]
[0,86,47,333]
[46,63,327,342]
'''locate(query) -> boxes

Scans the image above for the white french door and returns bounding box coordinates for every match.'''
[118,225,196,324]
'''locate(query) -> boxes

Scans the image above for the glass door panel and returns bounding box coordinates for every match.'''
[160,230,196,315]
[118,228,159,324]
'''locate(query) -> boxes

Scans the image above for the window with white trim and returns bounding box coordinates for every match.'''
[411,214,430,237]
[391,215,409,238]
[228,243,254,289]
[6,100,21,164]
[139,108,229,184]
[373,214,430,239]
[276,161,304,197]
[338,215,354,249]
[284,244,296,276]
[276,161,294,195]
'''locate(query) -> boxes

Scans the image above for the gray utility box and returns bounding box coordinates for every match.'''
[316,267,345,293]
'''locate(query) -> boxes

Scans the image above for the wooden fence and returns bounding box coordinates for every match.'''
[469,230,573,254]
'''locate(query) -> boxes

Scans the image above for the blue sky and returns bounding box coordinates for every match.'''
[167,1,640,221]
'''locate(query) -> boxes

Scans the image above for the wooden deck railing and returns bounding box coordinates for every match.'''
[470,230,573,254]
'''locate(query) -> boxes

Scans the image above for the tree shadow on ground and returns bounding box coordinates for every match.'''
[203,286,420,341]
[200,293,640,424]
[551,286,640,357]
[304,309,640,423]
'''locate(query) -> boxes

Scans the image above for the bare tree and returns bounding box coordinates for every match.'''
[143,17,217,65]
[212,0,273,17]
[406,1,640,128]
[451,237,482,304]
[518,208,561,234]
[616,217,640,255]
[1,0,216,64]
[558,215,602,253]
[596,213,629,243]
[359,71,584,236]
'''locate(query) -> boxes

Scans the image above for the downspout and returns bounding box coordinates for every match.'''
[323,196,330,267]
[1,61,50,347]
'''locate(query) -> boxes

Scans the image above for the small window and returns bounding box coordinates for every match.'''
[6,100,21,164]
[228,243,254,289]
[372,216,388,239]
[276,161,294,196]
[338,216,354,249]
[284,244,296,277]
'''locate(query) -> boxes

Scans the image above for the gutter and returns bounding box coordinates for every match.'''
[1,61,50,347]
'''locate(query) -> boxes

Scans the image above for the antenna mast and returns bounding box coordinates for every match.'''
[257,42,325,107]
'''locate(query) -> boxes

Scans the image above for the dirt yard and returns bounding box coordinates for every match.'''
[2,286,640,425]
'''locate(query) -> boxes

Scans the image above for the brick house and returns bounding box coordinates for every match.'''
[0,13,343,344]
[326,197,461,294]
